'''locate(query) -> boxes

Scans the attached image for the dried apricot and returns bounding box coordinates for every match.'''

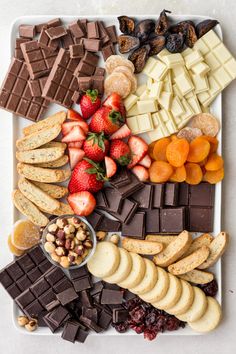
[166,138,189,167]
[187,137,210,163]
[205,153,224,171]
[149,161,173,183]
[170,134,178,141]
[204,168,224,184]
[11,220,41,250]
[148,141,156,160]
[170,165,186,182]
[153,137,171,161]
[201,135,218,153]
[185,163,203,185]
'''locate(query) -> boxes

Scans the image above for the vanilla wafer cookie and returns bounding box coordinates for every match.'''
[105,72,131,98]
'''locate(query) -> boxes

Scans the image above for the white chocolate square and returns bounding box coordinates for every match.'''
[147,77,154,89]
[191,74,209,93]
[127,103,139,117]
[147,127,167,142]
[181,47,193,58]
[213,43,231,64]
[204,52,221,71]
[174,72,194,96]
[135,84,147,96]
[224,58,236,78]
[213,66,232,87]
[149,61,168,81]
[171,96,184,117]
[158,91,172,110]
[124,94,139,111]
[139,89,150,100]
[193,39,210,56]
[172,65,186,78]
[166,119,177,134]
[137,99,158,114]
[185,50,203,69]
[143,57,157,75]
[202,30,221,49]
[137,113,153,132]
[191,62,210,76]
[157,48,170,60]
[126,117,139,134]
[162,53,184,68]
[173,83,183,98]
[149,82,163,98]
[187,95,202,114]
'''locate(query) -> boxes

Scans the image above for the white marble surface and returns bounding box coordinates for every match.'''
[0,0,235,353]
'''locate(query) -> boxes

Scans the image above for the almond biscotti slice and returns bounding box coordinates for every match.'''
[23,111,66,136]
[16,147,65,164]
[17,163,71,183]
[32,182,68,199]
[122,238,163,255]
[42,141,67,150]
[198,232,229,269]
[178,269,214,284]
[35,155,69,168]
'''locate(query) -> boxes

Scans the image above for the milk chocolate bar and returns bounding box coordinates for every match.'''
[19,24,36,39]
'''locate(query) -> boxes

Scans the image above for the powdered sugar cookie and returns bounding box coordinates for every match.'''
[104,72,132,98]
[113,65,138,93]
[105,55,135,75]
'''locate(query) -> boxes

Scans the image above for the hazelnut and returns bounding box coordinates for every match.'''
[96,231,107,241]
[51,252,61,263]
[70,217,81,227]
[46,233,55,242]
[64,224,75,235]
[55,239,65,247]
[44,241,56,254]
[60,256,70,268]
[83,239,93,249]
[69,250,77,257]
[82,248,89,259]
[25,319,38,332]
[68,255,75,263]
[74,256,82,265]
[110,234,120,245]
[17,316,29,327]
[57,229,65,240]
[56,218,68,229]
[74,245,84,256]
[65,239,71,250]
[55,246,65,256]
[65,233,74,240]
[76,229,87,241]
[48,223,58,234]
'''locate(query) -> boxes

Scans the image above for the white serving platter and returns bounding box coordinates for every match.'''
[9,14,222,337]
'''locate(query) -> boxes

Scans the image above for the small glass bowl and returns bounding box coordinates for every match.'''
[41,214,96,270]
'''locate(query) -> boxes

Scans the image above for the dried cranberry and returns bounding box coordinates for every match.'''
[130,323,145,334]
[154,314,166,332]
[113,322,129,333]
[166,316,182,331]
[198,279,218,297]
[130,306,146,324]
[124,297,141,311]
[144,329,158,341]
[145,311,158,326]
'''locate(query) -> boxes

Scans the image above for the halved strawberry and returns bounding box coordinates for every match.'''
[103,93,126,118]
[132,165,149,182]
[67,109,83,121]
[62,121,89,136]
[105,156,117,178]
[80,90,101,120]
[62,125,86,143]
[68,141,83,149]
[109,124,131,140]
[139,154,152,168]
[127,136,149,169]
[69,148,85,169]
[68,191,96,216]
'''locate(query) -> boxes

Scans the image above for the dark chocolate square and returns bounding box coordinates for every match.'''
[0,269,13,288]
[104,187,123,213]
[86,211,103,231]
[90,281,104,296]
[189,183,215,207]
[6,262,24,281]
[49,305,71,326]
[38,259,53,273]
[52,277,72,294]
[45,299,60,311]
[145,209,160,234]
[101,289,123,304]
[79,316,103,333]
[56,287,78,305]
[15,289,35,308]
[82,307,98,322]
[97,217,121,232]
[17,254,35,273]
[45,267,65,286]
[28,245,46,264]
[164,183,179,206]
[122,212,145,239]
[116,173,144,199]
[69,266,89,280]
[76,328,89,343]
[189,207,214,233]
[38,288,57,308]
[95,190,109,209]
[160,207,186,233]
[151,183,165,208]
[73,276,92,293]
[110,168,131,188]
[109,198,139,224]
[43,312,60,333]
[62,320,80,343]
[98,310,112,329]
[113,308,128,323]
[30,277,50,297]
[17,275,32,291]
[132,184,153,209]
[27,267,42,283]
[178,183,189,206]
[80,290,93,308]
[24,299,44,318]
[6,283,21,299]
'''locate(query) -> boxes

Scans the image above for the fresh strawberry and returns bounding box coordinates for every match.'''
[127,136,149,169]
[109,140,131,166]
[80,89,101,119]
[68,191,96,216]
[68,158,105,194]
[62,121,89,136]
[90,107,125,135]
[139,154,152,168]
[68,141,83,149]
[68,148,85,170]
[67,109,83,121]
[103,93,126,118]
[62,125,86,143]
[132,165,149,182]
[83,132,109,162]
[109,124,131,140]
[105,156,117,178]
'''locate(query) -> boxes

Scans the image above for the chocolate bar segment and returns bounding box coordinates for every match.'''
[145,209,160,234]
[160,207,186,233]
[69,44,84,58]
[28,76,48,97]
[189,183,215,206]
[38,28,60,51]
[122,211,145,239]
[62,320,80,343]
[69,20,86,38]
[45,26,67,40]
[14,38,30,59]
[19,24,36,39]
[132,184,153,209]
[189,206,214,232]
[165,183,179,206]
[87,22,100,39]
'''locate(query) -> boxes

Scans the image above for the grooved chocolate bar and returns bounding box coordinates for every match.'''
[42,48,80,108]
[0,58,49,121]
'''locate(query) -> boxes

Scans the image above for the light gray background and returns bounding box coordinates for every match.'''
[0,0,235,353]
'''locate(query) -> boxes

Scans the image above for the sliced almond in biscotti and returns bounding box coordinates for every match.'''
[153,231,192,267]
[152,273,182,310]
[23,111,66,136]
[87,241,120,278]
[179,269,214,284]
[118,252,146,289]
[188,297,222,332]
[17,163,71,183]
[168,246,210,275]
[16,124,61,151]
[36,155,69,168]
[33,182,68,199]
[12,189,48,227]
[104,248,132,284]
[42,141,67,150]
[167,280,194,316]
[18,178,60,213]
[16,147,65,164]
[122,238,163,255]
[198,232,229,270]
[146,235,178,246]
[130,258,158,295]
[140,267,169,303]
[182,233,214,258]
[177,287,207,322]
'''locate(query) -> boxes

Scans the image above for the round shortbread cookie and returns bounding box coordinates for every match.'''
[140,266,169,303]
[167,280,194,316]
[188,297,222,333]
[103,248,132,284]
[118,252,146,289]
[87,241,120,278]
[177,287,207,323]
[113,66,138,93]
[130,258,158,295]
[152,273,182,310]
[104,72,132,98]
[105,55,135,75]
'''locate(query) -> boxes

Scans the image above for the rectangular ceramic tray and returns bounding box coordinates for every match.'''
[10,14,222,336]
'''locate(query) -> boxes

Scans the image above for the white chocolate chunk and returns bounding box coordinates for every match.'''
[171,96,185,117]
[126,117,139,134]
[135,84,147,96]
[204,52,221,71]
[127,103,139,117]
[162,53,184,68]
[157,48,170,60]
[147,77,154,89]
[187,96,202,114]
[191,62,210,76]
[137,99,158,114]
[143,57,157,75]
[149,61,168,81]
[174,73,194,96]
[139,89,150,100]
[181,47,193,58]
[124,94,139,111]
[136,113,154,132]
[201,30,221,49]
[149,82,163,98]
[185,50,203,69]
[158,91,172,110]
[191,74,209,93]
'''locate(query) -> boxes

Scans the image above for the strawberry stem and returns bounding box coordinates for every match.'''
[86,89,98,103]
[109,110,125,125]
[84,157,106,181]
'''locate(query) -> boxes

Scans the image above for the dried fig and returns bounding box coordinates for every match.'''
[117,16,135,35]
[134,19,155,43]
[196,19,219,38]
[128,45,150,73]
[118,35,140,53]
[155,9,171,35]
[148,35,166,56]
[169,20,194,34]
[166,33,185,53]
[185,23,197,48]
